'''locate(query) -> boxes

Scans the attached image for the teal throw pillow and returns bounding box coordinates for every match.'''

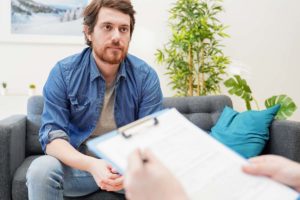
[210,105,280,158]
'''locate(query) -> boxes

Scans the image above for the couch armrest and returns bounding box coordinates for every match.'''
[263,119,300,162]
[0,115,26,200]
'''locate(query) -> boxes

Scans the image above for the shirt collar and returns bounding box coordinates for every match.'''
[117,60,127,81]
[89,50,127,82]
[90,50,101,82]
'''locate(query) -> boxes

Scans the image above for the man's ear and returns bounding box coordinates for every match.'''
[83,25,92,41]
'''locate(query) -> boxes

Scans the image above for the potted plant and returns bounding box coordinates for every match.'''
[1,82,7,95]
[28,84,36,96]
[156,0,230,96]
[156,0,297,119]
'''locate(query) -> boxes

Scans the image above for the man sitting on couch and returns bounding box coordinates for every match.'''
[26,0,163,199]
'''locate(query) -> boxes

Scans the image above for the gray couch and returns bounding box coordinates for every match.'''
[1,95,300,200]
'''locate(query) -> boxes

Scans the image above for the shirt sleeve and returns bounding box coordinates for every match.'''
[138,67,163,118]
[39,63,71,153]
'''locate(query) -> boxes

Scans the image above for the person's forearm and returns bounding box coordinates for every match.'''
[46,139,96,172]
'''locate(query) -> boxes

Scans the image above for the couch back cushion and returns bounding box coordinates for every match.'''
[26,96,44,155]
[26,95,232,155]
[163,95,232,132]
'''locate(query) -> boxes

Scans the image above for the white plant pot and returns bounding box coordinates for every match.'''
[28,88,36,96]
[1,88,7,95]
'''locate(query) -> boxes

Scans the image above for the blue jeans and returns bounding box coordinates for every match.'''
[26,155,100,200]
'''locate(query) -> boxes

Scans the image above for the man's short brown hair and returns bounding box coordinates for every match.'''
[83,0,136,47]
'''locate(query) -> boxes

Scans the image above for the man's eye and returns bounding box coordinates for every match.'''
[120,27,129,33]
[104,25,112,31]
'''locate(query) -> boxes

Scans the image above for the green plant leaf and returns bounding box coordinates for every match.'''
[155,49,164,63]
[265,95,297,120]
[224,75,253,102]
[224,75,254,110]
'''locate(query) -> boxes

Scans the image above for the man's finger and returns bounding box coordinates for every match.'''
[105,176,124,186]
[100,183,120,192]
[143,148,162,164]
[248,155,270,164]
[111,167,119,174]
[248,155,280,164]
[242,162,276,177]
[127,149,143,171]
[108,173,122,179]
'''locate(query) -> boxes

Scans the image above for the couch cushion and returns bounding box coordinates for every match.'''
[12,156,125,200]
[263,119,300,162]
[211,105,280,158]
[163,95,232,132]
[26,96,44,155]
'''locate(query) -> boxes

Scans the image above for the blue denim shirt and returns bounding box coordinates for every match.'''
[39,47,163,152]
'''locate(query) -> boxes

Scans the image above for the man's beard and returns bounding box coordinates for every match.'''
[96,41,128,65]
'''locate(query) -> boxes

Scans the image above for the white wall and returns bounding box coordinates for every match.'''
[221,0,300,121]
[0,0,300,121]
[0,43,83,94]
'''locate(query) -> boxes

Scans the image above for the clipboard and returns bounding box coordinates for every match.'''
[87,108,299,200]
[87,109,167,173]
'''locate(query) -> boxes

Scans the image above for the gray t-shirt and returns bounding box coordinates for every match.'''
[90,80,117,138]
[82,81,117,156]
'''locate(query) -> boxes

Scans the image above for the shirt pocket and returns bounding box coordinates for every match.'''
[69,95,91,115]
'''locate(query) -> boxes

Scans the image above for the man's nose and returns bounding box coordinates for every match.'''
[111,28,121,42]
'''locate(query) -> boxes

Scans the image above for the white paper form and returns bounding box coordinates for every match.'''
[89,108,299,200]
